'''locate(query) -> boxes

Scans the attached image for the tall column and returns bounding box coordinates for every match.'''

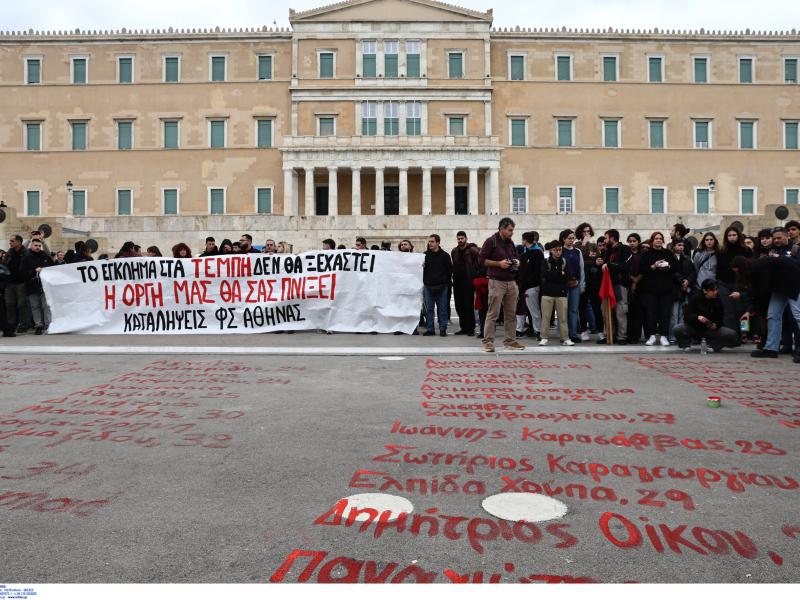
[445,167,455,215]
[304,168,315,216]
[399,168,408,216]
[283,168,295,216]
[374,167,384,216]
[351,168,361,215]
[292,171,299,215]
[328,167,338,216]
[422,167,432,215]
[468,167,479,215]
[489,167,500,215]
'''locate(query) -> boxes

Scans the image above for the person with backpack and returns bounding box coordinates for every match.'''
[515,231,544,339]
[539,240,573,346]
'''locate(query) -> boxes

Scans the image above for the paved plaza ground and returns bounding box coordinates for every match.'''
[0,332,798,583]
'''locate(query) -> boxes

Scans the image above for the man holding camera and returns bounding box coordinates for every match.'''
[478,218,525,352]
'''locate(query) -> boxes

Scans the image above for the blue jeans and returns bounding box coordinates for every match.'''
[765,292,800,351]
[424,285,449,333]
[567,285,581,339]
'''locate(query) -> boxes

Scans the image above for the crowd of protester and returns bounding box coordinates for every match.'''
[2,221,799,363]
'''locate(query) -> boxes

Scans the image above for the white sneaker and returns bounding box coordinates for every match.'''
[580,331,591,342]
[539,339,549,346]
[645,335,657,346]
[659,336,670,346]
[561,339,575,346]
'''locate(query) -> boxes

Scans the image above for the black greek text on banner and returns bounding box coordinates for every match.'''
[41,251,424,335]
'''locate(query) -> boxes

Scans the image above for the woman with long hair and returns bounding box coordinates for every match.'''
[639,231,677,346]
[717,226,752,337]
[626,232,645,344]
[146,246,162,257]
[171,242,192,258]
[692,232,719,288]
[558,228,585,343]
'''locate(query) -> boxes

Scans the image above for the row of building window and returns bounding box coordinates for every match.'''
[22,118,274,151]
[508,118,800,150]
[20,51,800,85]
[19,185,800,218]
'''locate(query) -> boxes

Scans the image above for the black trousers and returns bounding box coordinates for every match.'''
[642,292,672,337]
[627,288,646,342]
[453,279,475,333]
[673,323,739,350]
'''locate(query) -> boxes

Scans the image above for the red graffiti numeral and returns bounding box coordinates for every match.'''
[636,489,666,508]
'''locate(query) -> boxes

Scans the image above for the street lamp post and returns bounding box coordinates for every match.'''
[66,180,73,213]
[708,178,716,214]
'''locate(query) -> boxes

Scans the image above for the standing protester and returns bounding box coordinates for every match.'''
[559,229,585,343]
[670,223,692,256]
[692,232,719,287]
[322,239,337,250]
[422,234,452,337]
[539,240,572,346]
[2,235,28,337]
[146,246,163,257]
[398,240,414,252]
[626,233,645,344]
[584,236,604,338]
[200,237,218,256]
[669,238,696,343]
[597,229,630,344]
[478,217,525,353]
[516,231,544,339]
[639,232,677,346]
[575,222,597,339]
[717,225,752,337]
[20,238,54,335]
[673,280,739,352]
[239,234,260,254]
[355,237,368,251]
[172,243,192,258]
[451,231,478,336]
[263,239,278,254]
[756,229,773,257]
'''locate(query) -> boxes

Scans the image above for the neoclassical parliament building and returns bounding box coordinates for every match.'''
[1,0,799,250]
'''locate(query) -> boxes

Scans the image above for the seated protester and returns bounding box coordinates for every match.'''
[669,238,697,343]
[639,231,677,346]
[538,240,573,347]
[673,279,738,352]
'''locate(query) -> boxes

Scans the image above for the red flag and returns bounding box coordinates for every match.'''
[599,267,617,309]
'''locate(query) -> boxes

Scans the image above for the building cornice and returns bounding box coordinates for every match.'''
[490,26,800,43]
[289,0,492,23]
[0,27,292,43]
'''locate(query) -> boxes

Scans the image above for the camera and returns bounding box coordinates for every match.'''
[509,259,519,274]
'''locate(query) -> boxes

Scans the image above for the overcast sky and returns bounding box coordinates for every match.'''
[4,0,799,33]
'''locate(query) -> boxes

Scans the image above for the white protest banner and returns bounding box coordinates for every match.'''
[41,251,423,335]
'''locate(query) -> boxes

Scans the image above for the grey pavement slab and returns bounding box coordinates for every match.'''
[0,351,798,583]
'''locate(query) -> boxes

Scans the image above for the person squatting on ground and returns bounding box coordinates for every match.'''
[673,279,739,352]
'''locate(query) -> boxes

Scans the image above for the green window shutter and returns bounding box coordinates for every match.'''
[696,189,709,214]
[558,188,573,213]
[212,56,226,81]
[695,121,709,146]
[73,59,86,83]
[605,188,620,213]
[210,121,225,147]
[651,188,665,213]
[786,189,799,205]
[363,118,376,136]
[165,57,179,82]
[604,120,618,148]
[119,57,132,83]
[557,56,571,80]
[740,122,754,149]
[510,56,524,80]
[257,188,272,214]
[511,187,526,213]
[72,122,87,150]
[257,120,272,148]
[449,53,463,78]
[603,56,616,81]
[407,54,420,77]
[117,190,132,215]
[511,119,526,146]
[210,189,225,214]
[319,53,334,78]
[385,118,399,136]
[164,121,179,149]
[385,54,398,78]
[118,122,132,150]
[740,59,753,83]
[258,55,273,80]
[363,54,376,78]
[27,191,40,216]
[406,118,421,135]
[648,57,662,82]
[785,122,798,149]
[741,189,755,214]
[72,190,86,215]
[26,123,41,151]
[557,120,572,146]
[27,59,41,84]
[649,120,664,148]
[786,59,798,83]
[319,117,335,136]
[449,118,464,136]
[164,189,178,214]
[694,58,707,83]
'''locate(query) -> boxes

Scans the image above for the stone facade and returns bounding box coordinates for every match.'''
[1,0,799,252]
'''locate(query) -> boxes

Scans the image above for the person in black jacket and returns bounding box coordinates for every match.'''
[20,238,54,335]
[515,231,544,339]
[668,239,697,343]
[538,240,572,347]
[673,280,738,351]
[2,234,29,336]
[450,231,478,336]
[423,234,453,337]
[597,229,631,344]
[717,226,752,335]
[639,231,678,346]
